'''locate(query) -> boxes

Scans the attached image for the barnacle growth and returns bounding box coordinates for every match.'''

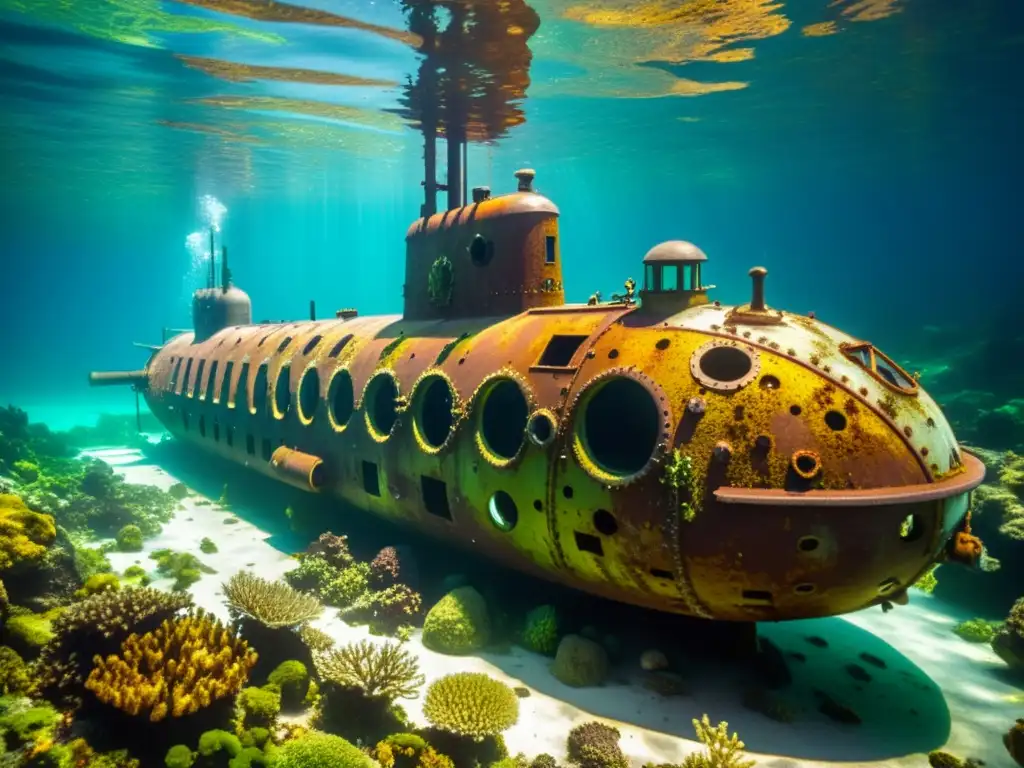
[84,608,257,721]
[661,449,697,522]
[313,639,424,700]
[223,571,323,629]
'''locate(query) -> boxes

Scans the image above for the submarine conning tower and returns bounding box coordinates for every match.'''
[638,240,712,315]
[192,244,253,343]
[403,168,564,321]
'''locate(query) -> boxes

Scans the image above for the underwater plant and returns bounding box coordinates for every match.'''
[273,729,375,768]
[566,721,628,768]
[422,586,490,655]
[422,672,519,740]
[223,571,323,629]
[661,449,697,522]
[992,596,1024,671]
[200,537,218,554]
[84,608,257,721]
[519,605,560,656]
[267,659,311,710]
[313,639,424,700]
[238,685,281,727]
[115,524,144,552]
[3,607,60,657]
[953,618,1003,643]
[169,483,189,501]
[150,548,216,591]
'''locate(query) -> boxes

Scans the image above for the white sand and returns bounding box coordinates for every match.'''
[83,446,1021,768]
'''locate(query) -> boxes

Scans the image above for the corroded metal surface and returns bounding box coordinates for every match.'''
[110,176,984,623]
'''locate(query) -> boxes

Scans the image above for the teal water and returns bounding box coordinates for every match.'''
[1,2,1023,767]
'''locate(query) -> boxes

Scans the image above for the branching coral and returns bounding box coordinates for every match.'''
[85,608,257,721]
[306,532,354,569]
[0,493,57,571]
[343,583,423,635]
[313,639,424,700]
[299,624,335,653]
[374,733,454,768]
[567,721,628,768]
[422,672,519,740]
[223,571,323,629]
[680,714,755,768]
[370,547,401,586]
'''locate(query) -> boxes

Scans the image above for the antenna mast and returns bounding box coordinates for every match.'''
[208,227,216,290]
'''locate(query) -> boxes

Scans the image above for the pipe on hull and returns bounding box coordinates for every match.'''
[270,446,326,492]
[88,370,148,388]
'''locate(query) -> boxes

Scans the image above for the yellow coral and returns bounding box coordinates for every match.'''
[84,609,256,722]
[0,494,56,571]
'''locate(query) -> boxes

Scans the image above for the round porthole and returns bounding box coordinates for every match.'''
[327,369,354,431]
[298,367,320,424]
[690,341,760,392]
[363,372,400,441]
[476,376,530,466]
[791,450,821,479]
[413,374,456,452]
[488,491,518,531]
[273,365,292,419]
[469,234,494,267]
[527,409,557,448]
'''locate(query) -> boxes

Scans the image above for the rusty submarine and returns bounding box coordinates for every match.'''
[89,160,987,624]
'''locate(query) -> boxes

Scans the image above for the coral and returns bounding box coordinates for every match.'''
[370,547,401,586]
[169,483,189,500]
[566,722,627,768]
[12,461,40,483]
[0,646,31,695]
[313,640,424,700]
[223,571,323,629]
[532,756,559,768]
[122,565,150,587]
[165,744,195,768]
[373,733,455,768]
[267,660,310,710]
[520,606,559,656]
[422,587,490,655]
[298,625,334,653]
[115,524,144,552]
[1006,718,1024,767]
[306,532,354,569]
[992,596,1024,671]
[0,493,57,571]
[239,686,281,727]
[4,609,59,656]
[274,729,375,768]
[199,728,243,758]
[58,460,177,537]
[75,573,121,599]
[912,565,939,594]
[241,727,272,749]
[323,564,371,608]
[84,608,257,721]
[150,548,215,591]
[422,672,519,739]
[953,618,1002,643]
[552,635,608,687]
[200,538,218,554]
[75,547,113,581]
[680,715,755,768]
[0,699,60,750]
[343,583,423,636]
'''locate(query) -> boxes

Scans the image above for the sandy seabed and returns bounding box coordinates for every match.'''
[83,445,1022,768]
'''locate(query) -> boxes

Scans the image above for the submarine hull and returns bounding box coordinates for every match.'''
[140,300,983,622]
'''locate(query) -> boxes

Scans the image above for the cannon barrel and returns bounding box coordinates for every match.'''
[88,370,149,388]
